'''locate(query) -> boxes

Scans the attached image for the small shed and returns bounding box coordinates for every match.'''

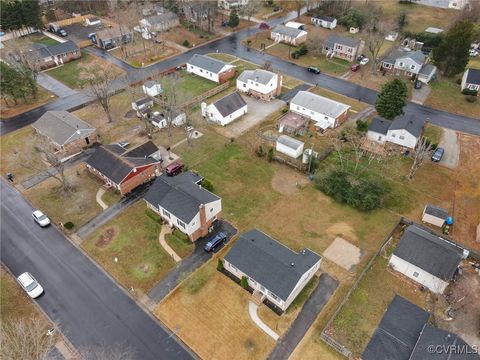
[285,21,306,30]
[349,27,359,34]
[385,31,398,42]
[276,135,304,159]
[132,97,153,111]
[422,204,448,227]
[143,81,163,97]
[85,17,102,26]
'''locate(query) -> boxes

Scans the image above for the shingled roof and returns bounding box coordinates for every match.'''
[325,34,359,49]
[368,117,391,135]
[212,92,247,117]
[271,24,305,38]
[28,40,79,60]
[389,114,425,138]
[291,91,350,119]
[237,69,276,85]
[187,54,231,74]
[464,68,480,85]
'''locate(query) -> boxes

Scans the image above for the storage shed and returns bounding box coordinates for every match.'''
[276,135,304,159]
[422,204,448,227]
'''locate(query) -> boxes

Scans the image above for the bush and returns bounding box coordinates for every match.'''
[201,178,214,192]
[267,148,274,162]
[282,107,289,114]
[182,39,190,47]
[217,259,224,271]
[172,229,190,243]
[228,9,240,28]
[145,209,160,223]
[356,119,368,133]
[240,276,249,289]
[292,45,308,59]
[63,222,74,230]
[462,88,478,96]
[256,145,266,157]
[465,95,478,103]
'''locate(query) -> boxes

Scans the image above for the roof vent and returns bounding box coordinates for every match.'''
[250,238,255,242]
[291,262,295,267]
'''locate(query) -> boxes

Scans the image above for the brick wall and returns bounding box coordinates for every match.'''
[62,132,97,156]
[219,67,236,84]
[119,164,158,195]
[190,210,222,242]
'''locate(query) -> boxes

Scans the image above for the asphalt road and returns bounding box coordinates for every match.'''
[0,179,194,360]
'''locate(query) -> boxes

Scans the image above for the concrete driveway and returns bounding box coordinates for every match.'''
[437,128,459,169]
[217,96,284,138]
[411,84,431,105]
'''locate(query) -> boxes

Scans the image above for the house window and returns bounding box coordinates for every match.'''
[177,219,186,229]
[243,83,246,87]
[162,209,171,218]
[399,135,405,140]
[347,47,352,53]
[410,65,416,70]
[249,277,256,285]
[391,133,396,137]
[324,116,329,120]
[413,272,419,278]
[269,291,280,301]
[200,69,203,73]
[399,62,404,67]
[310,111,314,115]
[210,208,213,212]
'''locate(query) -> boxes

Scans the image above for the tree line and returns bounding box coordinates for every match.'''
[0,0,42,35]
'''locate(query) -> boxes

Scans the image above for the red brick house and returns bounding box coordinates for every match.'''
[85,141,161,195]
[26,40,81,70]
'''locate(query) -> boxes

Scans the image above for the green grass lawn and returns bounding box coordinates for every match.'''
[207,53,237,63]
[102,189,122,207]
[165,229,195,258]
[33,36,59,46]
[46,51,93,89]
[82,201,176,295]
[174,70,219,98]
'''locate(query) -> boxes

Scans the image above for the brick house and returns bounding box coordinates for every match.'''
[236,69,283,101]
[186,54,236,84]
[26,40,81,70]
[323,34,360,62]
[32,111,97,158]
[85,141,161,195]
[144,172,222,242]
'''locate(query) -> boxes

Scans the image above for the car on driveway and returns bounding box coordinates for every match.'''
[165,162,184,176]
[351,64,360,72]
[307,66,320,74]
[360,57,369,65]
[204,231,227,252]
[431,147,445,162]
[259,22,270,30]
[414,80,423,89]
[469,49,478,57]
[32,210,50,227]
[17,272,44,298]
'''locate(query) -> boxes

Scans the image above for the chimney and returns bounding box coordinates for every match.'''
[275,73,283,97]
[199,204,207,230]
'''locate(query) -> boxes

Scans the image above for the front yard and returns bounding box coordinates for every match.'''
[0,86,55,120]
[162,23,219,48]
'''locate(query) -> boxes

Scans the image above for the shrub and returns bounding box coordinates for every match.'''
[63,222,74,230]
[182,39,190,47]
[256,145,266,157]
[267,148,274,162]
[462,88,478,96]
[240,276,249,289]
[356,119,368,133]
[292,45,308,59]
[201,178,214,192]
[145,209,160,223]
[172,229,190,243]
[228,9,240,28]
[465,95,478,103]
[282,107,289,114]
[217,259,224,271]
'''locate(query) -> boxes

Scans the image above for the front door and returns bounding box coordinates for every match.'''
[85,137,90,145]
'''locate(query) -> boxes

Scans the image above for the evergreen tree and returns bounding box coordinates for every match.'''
[375,79,408,120]
[432,20,475,77]
[228,9,240,28]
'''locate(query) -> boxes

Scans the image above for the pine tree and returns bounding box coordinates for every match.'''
[228,9,239,28]
[375,79,408,120]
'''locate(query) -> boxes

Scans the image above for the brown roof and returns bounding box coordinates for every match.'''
[279,112,309,129]
[96,25,125,40]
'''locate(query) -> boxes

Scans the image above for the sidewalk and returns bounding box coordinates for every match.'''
[248,301,279,340]
[159,226,181,263]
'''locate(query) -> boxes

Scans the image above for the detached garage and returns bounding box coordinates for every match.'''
[276,135,304,159]
[422,204,448,227]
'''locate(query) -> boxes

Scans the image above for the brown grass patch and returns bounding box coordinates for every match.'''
[94,228,116,248]
[271,162,309,195]
[0,86,56,119]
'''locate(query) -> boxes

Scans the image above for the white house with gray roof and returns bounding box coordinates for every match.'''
[311,15,337,29]
[276,135,304,158]
[223,229,321,312]
[389,225,467,294]
[270,24,307,45]
[236,69,283,101]
[461,68,480,94]
[367,117,391,144]
[323,34,360,62]
[202,91,247,126]
[144,172,222,242]
[369,115,426,149]
[290,91,350,130]
[186,54,236,84]
[382,49,437,83]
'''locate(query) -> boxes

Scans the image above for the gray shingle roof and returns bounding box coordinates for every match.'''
[187,54,230,74]
[212,91,247,117]
[313,15,336,22]
[224,229,321,301]
[271,24,304,38]
[418,63,437,77]
[146,11,178,24]
[389,114,425,138]
[362,295,430,360]
[32,111,95,146]
[277,135,304,150]
[290,91,350,118]
[325,34,359,49]
[424,204,448,220]
[383,49,425,66]
[393,225,463,281]
[28,40,78,60]
[144,172,220,223]
[237,69,276,85]
[465,68,480,85]
[368,117,391,135]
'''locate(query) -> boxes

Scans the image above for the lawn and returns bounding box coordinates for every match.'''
[207,52,237,63]
[162,23,218,48]
[309,86,370,113]
[165,229,195,259]
[111,37,180,67]
[423,123,443,145]
[33,36,59,46]
[0,86,55,119]
[243,30,274,51]
[174,70,219,97]
[82,201,176,296]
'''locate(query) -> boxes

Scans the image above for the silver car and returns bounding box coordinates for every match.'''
[32,210,50,227]
[17,272,44,298]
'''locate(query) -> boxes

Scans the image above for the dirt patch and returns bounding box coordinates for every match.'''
[325,222,358,244]
[271,166,309,195]
[95,228,116,248]
[323,237,363,272]
[138,263,150,274]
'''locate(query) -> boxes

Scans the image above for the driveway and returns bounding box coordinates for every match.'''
[37,73,77,97]
[83,46,136,72]
[437,128,459,169]
[411,84,431,105]
[217,96,284,138]
[267,273,339,360]
[148,220,237,303]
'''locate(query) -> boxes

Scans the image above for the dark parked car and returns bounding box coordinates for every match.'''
[350,64,360,72]
[165,162,184,176]
[356,54,366,62]
[414,80,423,89]
[307,66,320,74]
[431,147,444,162]
[204,231,227,252]
[259,22,270,30]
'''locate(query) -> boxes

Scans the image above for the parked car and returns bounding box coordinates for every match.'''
[165,161,184,176]
[307,66,320,74]
[58,29,67,37]
[32,210,50,227]
[360,57,369,65]
[350,64,360,72]
[469,49,479,57]
[259,22,270,30]
[431,147,445,162]
[204,231,227,252]
[17,272,44,298]
[356,54,365,62]
[414,80,423,89]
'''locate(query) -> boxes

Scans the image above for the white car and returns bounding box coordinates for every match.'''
[17,272,44,298]
[469,49,478,57]
[360,57,369,65]
[32,210,50,227]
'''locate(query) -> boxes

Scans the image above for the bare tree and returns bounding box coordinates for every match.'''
[365,28,386,74]
[80,63,119,123]
[0,318,57,360]
[408,137,433,180]
[239,1,259,21]
[307,33,323,57]
[362,1,383,32]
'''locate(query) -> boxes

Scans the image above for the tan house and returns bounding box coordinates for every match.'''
[91,25,133,50]
[26,41,81,70]
[270,24,307,46]
[323,34,360,62]
[32,111,96,157]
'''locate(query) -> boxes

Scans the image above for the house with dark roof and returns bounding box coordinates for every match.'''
[90,25,133,50]
[26,40,81,70]
[381,49,437,83]
[363,295,478,360]
[389,224,467,294]
[186,54,236,84]
[461,68,480,94]
[139,10,179,33]
[144,172,222,241]
[85,141,161,195]
[270,24,308,46]
[367,115,425,149]
[367,117,391,144]
[32,111,97,157]
[202,91,247,126]
[311,15,337,29]
[236,69,283,101]
[422,204,449,227]
[323,35,360,62]
[223,229,321,312]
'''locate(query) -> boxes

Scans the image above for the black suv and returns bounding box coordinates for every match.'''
[307,66,321,74]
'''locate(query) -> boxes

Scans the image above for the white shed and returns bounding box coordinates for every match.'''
[143,81,162,97]
[422,204,448,227]
[276,135,304,159]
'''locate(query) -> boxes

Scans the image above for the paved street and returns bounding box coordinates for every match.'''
[0,179,194,360]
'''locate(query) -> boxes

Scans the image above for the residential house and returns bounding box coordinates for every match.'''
[143,81,163,97]
[144,171,222,242]
[385,114,425,149]
[422,204,449,227]
[367,117,391,144]
[186,54,236,84]
[323,35,360,62]
[218,0,249,10]
[461,68,480,94]
[311,15,337,29]
[278,112,309,136]
[32,111,97,157]
[90,25,133,50]
[223,229,322,312]
[363,295,477,360]
[139,11,179,33]
[236,69,283,101]
[290,91,350,130]
[85,141,161,195]
[389,224,466,294]
[276,135,304,158]
[382,49,437,83]
[270,25,307,46]
[25,40,80,70]
[202,91,247,126]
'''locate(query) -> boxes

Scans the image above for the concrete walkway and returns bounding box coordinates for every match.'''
[37,73,77,97]
[248,301,279,341]
[159,226,181,263]
[95,188,108,210]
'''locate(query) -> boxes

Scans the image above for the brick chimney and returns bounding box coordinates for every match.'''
[275,73,283,97]
[199,204,207,236]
